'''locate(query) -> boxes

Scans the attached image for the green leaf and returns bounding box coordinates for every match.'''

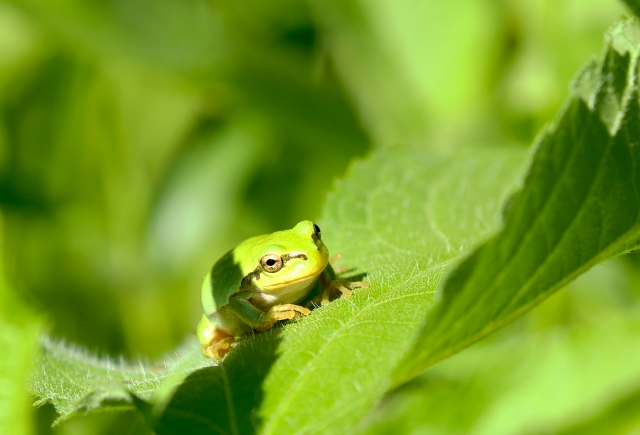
[395,17,640,382]
[357,260,640,434]
[30,337,213,425]
[29,144,528,430]
[258,147,527,433]
[149,146,528,434]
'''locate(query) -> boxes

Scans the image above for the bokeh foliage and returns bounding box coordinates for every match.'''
[0,0,638,434]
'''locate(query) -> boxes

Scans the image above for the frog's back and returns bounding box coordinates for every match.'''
[201,250,245,315]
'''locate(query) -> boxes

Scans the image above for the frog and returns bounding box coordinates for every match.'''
[197,220,368,362]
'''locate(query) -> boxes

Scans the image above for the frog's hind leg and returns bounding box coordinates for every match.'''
[206,333,235,362]
[197,315,236,363]
[329,253,349,275]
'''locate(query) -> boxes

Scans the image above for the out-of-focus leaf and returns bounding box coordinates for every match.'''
[5,0,224,72]
[147,116,267,272]
[309,0,497,146]
[0,214,40,435]
[395,17,640,382]
[556,390,640,435]
[622,0,640,21]
[0,49,202,356]
[0,294,39,435]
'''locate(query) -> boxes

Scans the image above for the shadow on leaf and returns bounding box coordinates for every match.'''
[153,331,282,435]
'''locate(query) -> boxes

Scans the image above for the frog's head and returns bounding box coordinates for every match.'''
[236,220,329,293]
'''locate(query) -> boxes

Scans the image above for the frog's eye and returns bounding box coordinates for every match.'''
[313,223,321,239]
[260,254,283,273]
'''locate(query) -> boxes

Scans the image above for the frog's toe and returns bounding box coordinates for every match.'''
[273,303,311,316]
[274,310,296,321]
[256,304,311,331]
[329,280,353,297]
[203,336,236,363]
[341,280,369,290]
[329,253,343,264]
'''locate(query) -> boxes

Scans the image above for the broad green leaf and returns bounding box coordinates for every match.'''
[150,146,528,434]
[29,145,528,430]
[395,17,640,382]
[357,259,640,435]
[30,337,213,424]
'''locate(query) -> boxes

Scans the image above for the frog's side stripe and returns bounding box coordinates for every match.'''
[282,252,308,262]
[239,266,261,292]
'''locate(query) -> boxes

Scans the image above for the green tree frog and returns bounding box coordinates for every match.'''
[197,220,368,362]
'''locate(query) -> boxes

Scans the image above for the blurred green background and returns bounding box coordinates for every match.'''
[0,0,635,433]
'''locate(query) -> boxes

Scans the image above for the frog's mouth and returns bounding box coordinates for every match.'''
[262,270,323,290]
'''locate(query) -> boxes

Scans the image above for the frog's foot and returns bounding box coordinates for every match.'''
[256,304,311,331]
[321,280,370,306]
[203,337,236,363]
[201,329,236,363]
[332,266,349,275]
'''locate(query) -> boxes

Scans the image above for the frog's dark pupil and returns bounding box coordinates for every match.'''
[266,259,276,266]
[313,223,321,236]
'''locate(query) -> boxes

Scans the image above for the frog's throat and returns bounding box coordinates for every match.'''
[239,264,324,292]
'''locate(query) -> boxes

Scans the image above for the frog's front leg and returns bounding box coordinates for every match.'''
[229,292,311,332]
[318,264,369,306]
